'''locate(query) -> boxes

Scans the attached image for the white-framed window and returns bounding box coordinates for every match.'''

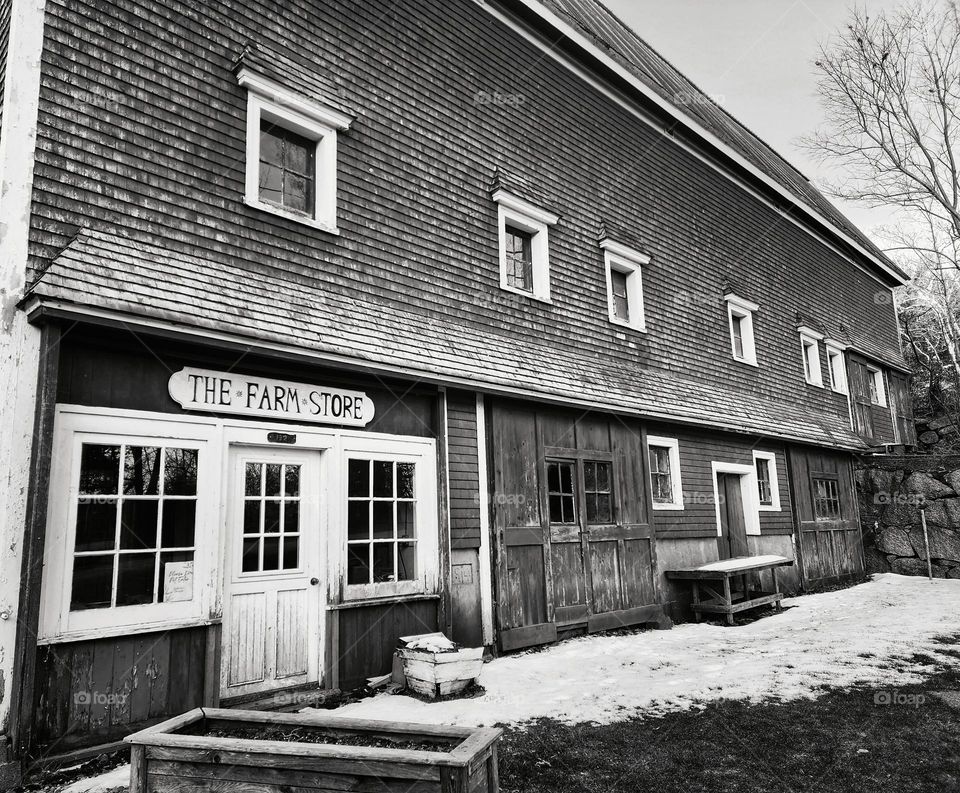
[752,451,781,511]
[601,238,648,331]
[237,68,353,233]
[40,410,219,642]
[799,327,824,387]
[725,294,758,366]
[341,436,439,601]
[647,436,684,510]
[866,364,887,406]
[825,342,847,394]
[492,189,559,302]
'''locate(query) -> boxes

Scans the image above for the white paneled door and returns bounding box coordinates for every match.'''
[221,447,323,698]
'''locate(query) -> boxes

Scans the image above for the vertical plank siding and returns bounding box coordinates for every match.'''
[33,627,207,753]
[335,600,439,691]
[0,0,10,138]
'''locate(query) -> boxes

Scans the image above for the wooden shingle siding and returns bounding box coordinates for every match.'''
[648,423,794,539]
[29,0,902,448]
[446,389,482,550]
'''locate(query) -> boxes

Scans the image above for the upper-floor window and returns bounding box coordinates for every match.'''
[725,294,758,366]
[866,364,886,406]
[493,189,558,302]
[648,436,684,510]
[826,342,847,394]
[753,451,781,511]
[798,327,824,387]
[601,238,648,332]
[237,68,352,233]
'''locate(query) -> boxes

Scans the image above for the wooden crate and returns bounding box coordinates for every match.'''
[397,646,485,698]
[125,708,501,793]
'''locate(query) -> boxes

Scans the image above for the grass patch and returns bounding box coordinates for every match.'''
[498,665,960,792]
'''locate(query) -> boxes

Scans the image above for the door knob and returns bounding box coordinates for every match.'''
[310,577,320,586]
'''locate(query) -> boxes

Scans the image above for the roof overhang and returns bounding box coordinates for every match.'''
[23,296,870,453]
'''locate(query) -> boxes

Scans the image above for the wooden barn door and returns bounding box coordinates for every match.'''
[490,402,661,651]
[788,446,864,590]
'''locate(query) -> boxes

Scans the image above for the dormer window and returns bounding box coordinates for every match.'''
[237,68,353,233]
[725,294,758,366]
[493,190,558,302]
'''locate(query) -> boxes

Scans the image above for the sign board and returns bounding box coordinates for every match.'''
[163,561,194,603]
[168,367,375,427]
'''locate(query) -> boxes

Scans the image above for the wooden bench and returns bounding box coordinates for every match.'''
[666,555,794,626]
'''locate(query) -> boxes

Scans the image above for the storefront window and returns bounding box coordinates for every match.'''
[71,443,198,610]
[346,459,417,585]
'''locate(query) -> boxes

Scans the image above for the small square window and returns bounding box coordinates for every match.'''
[867,365,886,406]
[238,68,352,234]
[493,190,558,302]
[602,239,648,332]
[725,294,758,366]
[812,476,842,521]
[648,436,683,510]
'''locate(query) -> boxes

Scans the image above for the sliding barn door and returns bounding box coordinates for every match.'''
[490,402,661,651]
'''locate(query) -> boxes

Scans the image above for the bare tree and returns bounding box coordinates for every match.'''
[804,1,960,427]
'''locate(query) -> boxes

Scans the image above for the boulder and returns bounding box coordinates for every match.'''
[920,431,941,445]
[890,556,930,576]
[949,568,960,580]
[903,472,954,500]
[864,545,891,574]
[928,416,957,431]
[876,526,914,556]
[908,525,960,563]
[863,468,904,495]
[922,498,960,528]
[945,469,960,494]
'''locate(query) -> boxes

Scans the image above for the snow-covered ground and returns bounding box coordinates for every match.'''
[51,574,960,793]
[334,574,960,726]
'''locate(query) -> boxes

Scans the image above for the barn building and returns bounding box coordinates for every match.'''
[0,0,913,778]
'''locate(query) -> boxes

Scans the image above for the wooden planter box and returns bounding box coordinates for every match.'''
[125,708,501,793]
[398,646,485,698]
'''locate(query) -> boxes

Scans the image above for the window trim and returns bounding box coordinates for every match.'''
[825,341,848,394]
[237,68,352,234]
[725,293,758,366]
[647,435,684,511]
[752,450,781,512]
[40,413,218,642]
[340,437,439,603]
[798,326,824,387]
[493,189,558,302]
[866,364,887,407]
[601,239,648,332]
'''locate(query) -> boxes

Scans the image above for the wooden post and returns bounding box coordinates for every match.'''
[921,506,933,581]
[129,745,147,793]
[10,323,61,760]
[722,577,734,626]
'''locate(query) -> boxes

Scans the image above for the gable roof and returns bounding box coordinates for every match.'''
[26,229,873,450]
[508,0,908,285]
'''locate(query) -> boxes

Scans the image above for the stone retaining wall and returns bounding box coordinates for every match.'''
[857,454,960,578]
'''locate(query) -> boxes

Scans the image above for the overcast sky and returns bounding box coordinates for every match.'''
[603,0,907,243]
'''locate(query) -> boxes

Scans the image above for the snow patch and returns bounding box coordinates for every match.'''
[330,574,960,726]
